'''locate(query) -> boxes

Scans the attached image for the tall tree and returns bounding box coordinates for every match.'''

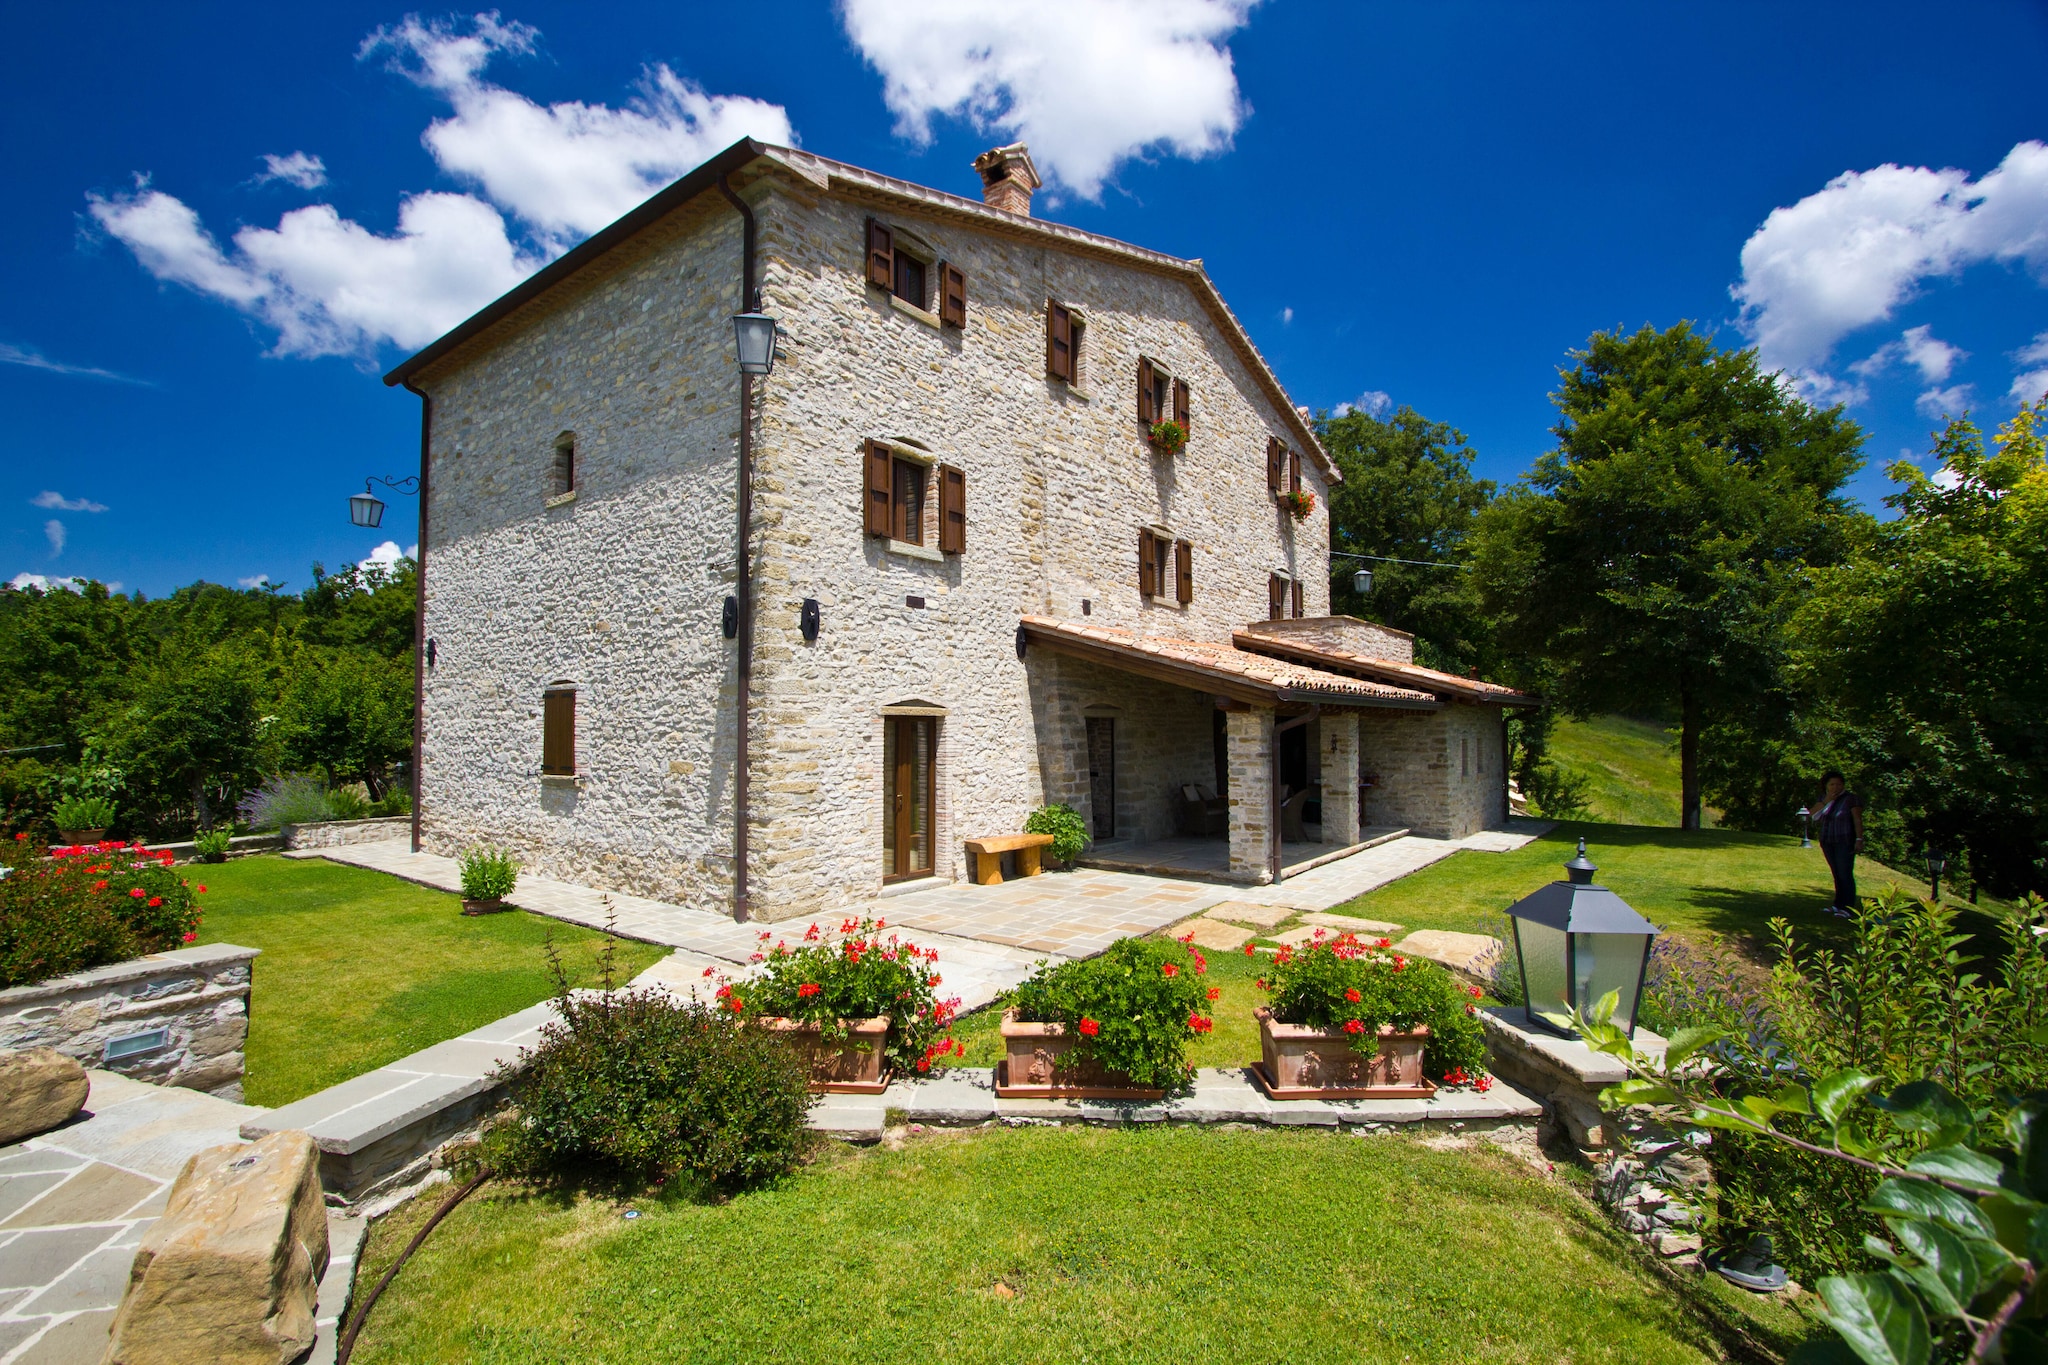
[1470,322,1864,829]
[1320,405,1495,672]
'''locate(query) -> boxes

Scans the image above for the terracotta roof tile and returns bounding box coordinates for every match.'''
[1230,631,1538,706]
[1020,617,1441,708]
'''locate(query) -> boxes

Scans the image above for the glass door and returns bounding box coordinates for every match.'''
[883,715,934,881]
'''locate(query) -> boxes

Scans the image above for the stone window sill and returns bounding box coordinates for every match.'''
[886,539,943,563]
[545,490,577,509]
[887,293,943,330]
[540,772,585,787]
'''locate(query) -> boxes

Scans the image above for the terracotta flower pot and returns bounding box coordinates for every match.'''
[1252,1006,1436,1100]
[57,829,107,846]
[995,1010,1165,1100]
[757,1014,890,1094]
[460,898,511,916]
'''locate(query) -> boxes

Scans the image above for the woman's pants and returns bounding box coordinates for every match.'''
[1822,839,1857,910]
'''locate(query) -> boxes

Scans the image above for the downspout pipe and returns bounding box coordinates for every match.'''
[401,381,431,854]
[717,175,757,923]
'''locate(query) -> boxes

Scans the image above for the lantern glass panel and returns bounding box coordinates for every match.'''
[349,492,385,528]
[1515,918,1570,1030]
[1574,931,1650,1032]
[732,313,776,375]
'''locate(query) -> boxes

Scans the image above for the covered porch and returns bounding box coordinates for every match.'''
[1018,617,1443,886]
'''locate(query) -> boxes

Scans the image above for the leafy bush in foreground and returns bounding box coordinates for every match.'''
[459,847,519,902]
[1023,803,1089,864]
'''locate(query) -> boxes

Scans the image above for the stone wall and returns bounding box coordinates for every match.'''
[0,944,258,1101]
[1026,651,1219,847]
[281,817,413,850]
[1357,702,1505,838]
[1239,614,1414,664]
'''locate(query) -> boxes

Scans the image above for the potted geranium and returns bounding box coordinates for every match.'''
[739,917,959,1093]
[997,935,1214,1098]
[1253,929,1489,1099]
[1147,419,1187,456]
[52,795,117,845]
[1280,488,1316,522]
[458,847,519,915]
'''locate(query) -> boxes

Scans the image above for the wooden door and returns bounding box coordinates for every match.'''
[883,716,934,881]
[1086,717,1116,839]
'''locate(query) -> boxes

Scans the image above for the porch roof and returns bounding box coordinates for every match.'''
[1019,617,1442,709]
[1230,630,1539,707]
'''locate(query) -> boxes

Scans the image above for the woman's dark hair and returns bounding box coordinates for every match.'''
[1822,769,1845,786]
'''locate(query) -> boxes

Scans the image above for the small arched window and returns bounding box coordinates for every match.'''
[542,683,577,775]
[550,432,575,498]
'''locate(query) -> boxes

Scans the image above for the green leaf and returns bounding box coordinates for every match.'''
[1818,1274,1930,1365]
[1662,1025,1731,1071]
[2032,1205,2048,1267]
[1871,1081,1973,1146]
[1863,1179,1996,1240]
[1604,1078,1680,1107]
[1981,1192,2042,1259]
[1888,1219,1979,1316]
[1772,1082,1813,1116]
[1905,1146,2006,1193]
[1588,988,1620,1026]
[1812,1070,1883,1126]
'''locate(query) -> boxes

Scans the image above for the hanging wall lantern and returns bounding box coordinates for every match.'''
[732,311,777,375]
[1504,838,1660,1038]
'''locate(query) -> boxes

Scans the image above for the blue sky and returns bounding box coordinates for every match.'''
[6,1,2046,596]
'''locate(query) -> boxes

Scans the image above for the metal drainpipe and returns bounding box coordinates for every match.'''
[401,382,431,854]
[717,175,757,923]
[1270,704,1319,884]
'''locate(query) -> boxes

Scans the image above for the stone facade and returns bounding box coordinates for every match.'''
[281,817,413,850]
[0,944,257,1100]
[1358,703,1506,839]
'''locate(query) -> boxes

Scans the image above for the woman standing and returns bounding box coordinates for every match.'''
[1813,770,1866,913]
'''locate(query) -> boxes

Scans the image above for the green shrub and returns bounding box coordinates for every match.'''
[1023,803,1089,864]
[1008,935,1212,1090]
[193,828,233,861]
[739,917,958,1075]
[326,785,370,821]
[1259,928,1489,1082]
[0,833,206,988]
[51,795,116,832]
[1524,758,1592,819]
[367,789,412,817]
[1708,1120,1882,1283]
[240,773,334,830]
[494,970,812,1191]
[1482,911,1525,1007]
[459,847,519,902]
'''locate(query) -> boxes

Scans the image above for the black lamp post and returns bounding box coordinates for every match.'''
[1796,806,1812,849]
[349,475,420,528]
[1505,838,1661,1037]
[1927,847,1947,902]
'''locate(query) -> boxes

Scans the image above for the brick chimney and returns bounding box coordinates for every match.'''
[973,143,1042,217]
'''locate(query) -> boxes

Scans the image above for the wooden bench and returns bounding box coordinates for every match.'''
[963,832,1055,886]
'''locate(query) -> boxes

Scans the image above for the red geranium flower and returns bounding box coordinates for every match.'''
[147,896,162,908]
[182,932,197,943]
[797,982,821,997]
[1242,943,1256,956]
[1467,985,1483,998]
[1160,963,1179,977]
[93,880,107,891]
[1475,1076,1494,1093]
[1188,1014,1213,1033]
[129,888,146,899]
[1392,955,1407,971]
[196,884,207,894]
[1078,1017,1100,1037]
[1376,937,1392,949]
[1342,1019,1365,1035]
[1344,987,1361,1003]
[1206,987,1221,1001]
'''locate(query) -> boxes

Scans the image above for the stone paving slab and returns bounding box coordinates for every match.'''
[1395,930,1502,979]
[1202,901,1293,928]
[1300,912,1404,934]
[1168,917,1257,950]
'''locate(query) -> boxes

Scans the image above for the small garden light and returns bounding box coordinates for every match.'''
[1927,846,1947,902]
[1796,805,1811,848]
[349,475,420,528]
[732,310,777,376]
[1504,838,1660,1038]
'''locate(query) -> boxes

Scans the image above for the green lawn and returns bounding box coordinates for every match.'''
[194,856,665,1106]
[1547,715,1697,826]
[352,1125,1775,1365]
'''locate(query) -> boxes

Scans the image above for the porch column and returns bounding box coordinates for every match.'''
[1225,707,1275,884]
[1320,710,1360,847]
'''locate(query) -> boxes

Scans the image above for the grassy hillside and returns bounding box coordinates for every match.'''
[1545,714,1704,826]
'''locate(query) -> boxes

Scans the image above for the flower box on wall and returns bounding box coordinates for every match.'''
[995,1012,1166,1100]
[757,1014,891,1093]
[1251,1006,1436,1100]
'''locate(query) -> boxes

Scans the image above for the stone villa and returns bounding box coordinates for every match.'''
[384,138,1534,922]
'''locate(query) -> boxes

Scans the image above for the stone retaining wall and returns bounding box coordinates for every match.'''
[282,817,414,850]
[0,943,259,1101]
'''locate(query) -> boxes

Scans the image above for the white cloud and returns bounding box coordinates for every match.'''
[2011,331,2048,404]
[31,491,108,513]
[357,541,417,574]
[237,574,271,589]
[1733,141,2048,380]
[1332,389,1392,418]
[1280,306,1293,325]
[362,13,793,242]
[841,0,1255,200]
[1915,385,1973,419]
[256,151,328,190]
[0,342,148,385]
[43,521,65,556]
[7,573,86,593]
[1852,324,1965,383]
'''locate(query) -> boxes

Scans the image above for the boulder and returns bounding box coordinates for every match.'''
[1170,917,1257,951]
[0,1046,90,1144]
[1392,930,1502,983]
[102,1130,329,1365]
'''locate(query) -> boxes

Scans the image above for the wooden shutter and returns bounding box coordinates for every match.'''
[1175,539,1193,605]
[1292,579,1305,618]
[1046,302,1073,380]
[865,218,893,290]
[1289,448,1303,495]
[1173,378,1190,433]
[1267,438,1285,494]
[1269,574,1286,620]
[938,464,966,553]
[1139,529,1158,596]
[542,690,575,775]
[864,440,893,536]
[1136,357,1156,424]
[939,262,967,327]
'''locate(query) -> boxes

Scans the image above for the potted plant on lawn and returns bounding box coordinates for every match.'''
[193,829,233,864]
[1147,419,1187,456]
[1252,930,1489,1099]
[52,795,117,846]
[1280,487,1316,522]
[1023,803,1089,869]
[739,917,960,1093]
[458,847,519,915]
[997,935,1215,1099]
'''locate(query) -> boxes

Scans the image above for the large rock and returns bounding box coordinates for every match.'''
[0,1046,90,1144]
[102,1130,330,1365]
[1392,930,1502,984]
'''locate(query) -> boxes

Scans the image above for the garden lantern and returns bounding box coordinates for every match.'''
[1796,806,1811,848]
[1927,847,1947,902]
[732,310,777,375]
[349,489,385,528]
[1504,838,1660,1038]
[1352,566,1374,595]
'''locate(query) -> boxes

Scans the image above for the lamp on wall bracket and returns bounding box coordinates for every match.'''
[732,308,778,376]
[349,475,420,528]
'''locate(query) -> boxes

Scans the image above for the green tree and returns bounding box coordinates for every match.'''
[1319,405,1495,672]
[1791,404,2048,896]
[102,641,276,831]
[1470,322,1865,828]
[279,647,414,799]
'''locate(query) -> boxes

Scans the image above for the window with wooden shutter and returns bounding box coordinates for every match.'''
[1139,529,1158,596]
[1173,378,1190,434]
[1267,438,1286,494]
[864,441,893,537]
[865,218,893,290]
[1174,539,1193,605]
[938,262,966,327]
[542,689,575,775]
[1289,448,1303,496]
[1292,579,1305,618]
[938,464,966,553]
[1136,357,1156,424]
[1046,302,1074,381]
[1269,574,1287,621]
